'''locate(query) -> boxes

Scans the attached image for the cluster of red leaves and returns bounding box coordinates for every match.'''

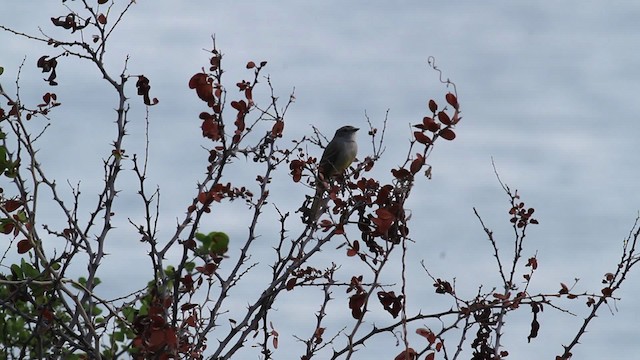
[189,53,267,147]
[50,13,89,33]
[413,94,460,144]
[37,55,60,86]
[131,296,178,359]
[0,199,33,254]
[187,183,253,214]
[350,178,409,252]
[433,278,454,295]
[347,275,366,319]
[2,91,62,123]
[285,266,331,291]
[131,293,204,360]
[407,93,461,175]
[509,202,538,228]
[412,328,444,360]
[377,291,403,318]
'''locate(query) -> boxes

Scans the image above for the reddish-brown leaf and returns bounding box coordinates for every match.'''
[428,99,438,113]
[445,92,459,109]
[349,293,366,319]
[437,111,452,125]
[559,283,569,294]
[246,61,256,69]
[414,131,432,144]
[391,168,412,180]
[230,100,247,112]
[285,277,296,291]
[347,240,360,257]
[604,272,615,282]
[410,157,424,175]
[416,328,436,344]
[4,199,22,212]
[97,14,107,25]
[422,117,440,132]
[271,119,284,137]
[17,239,32,254]
[438,128,456,141]
[394,348,417,360]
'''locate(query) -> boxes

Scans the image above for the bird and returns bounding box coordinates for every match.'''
[305,125,359,223]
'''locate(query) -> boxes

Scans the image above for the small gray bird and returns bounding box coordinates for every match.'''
[306,125,359,223]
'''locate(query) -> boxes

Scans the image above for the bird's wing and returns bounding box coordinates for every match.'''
[319,140,341,177]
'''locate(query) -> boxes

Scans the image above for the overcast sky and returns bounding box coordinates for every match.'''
[2,1,639,359]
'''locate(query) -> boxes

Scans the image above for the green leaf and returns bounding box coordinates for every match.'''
[20,260,39,278]
[10,263,23,279]
[0,66,4,76]
[209,231,229,253]
[114,330,125,342]
[184,261,195,273]
[16,210,28,223]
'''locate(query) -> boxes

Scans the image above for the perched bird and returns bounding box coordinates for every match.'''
[306,125,359,223]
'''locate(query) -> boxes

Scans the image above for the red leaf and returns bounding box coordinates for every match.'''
[394,348,416,360]
[197,192,209,204]
[391,168,412,180]
[410,155,425,175]
[246,61,256,69]
[286,277,296,291]
[416,328,436,344]
[347,240,360,257]
[438,128,456,141]
[17,239,32,254]
[164,327,177,347]
[428,99,438,113]
[4,199,22,212]
[559,283,569,294]
[445,92,459,109]
[97,14,107,25]
[230,100,247,112]
[422,117,440,132]
[271,119,284,137]
[437,111,451,125]
[414,131,431,144]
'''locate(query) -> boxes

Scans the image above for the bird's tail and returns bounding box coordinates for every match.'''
[305,184,327,224]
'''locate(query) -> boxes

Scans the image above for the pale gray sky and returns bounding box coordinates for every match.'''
[1,1,639,359]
